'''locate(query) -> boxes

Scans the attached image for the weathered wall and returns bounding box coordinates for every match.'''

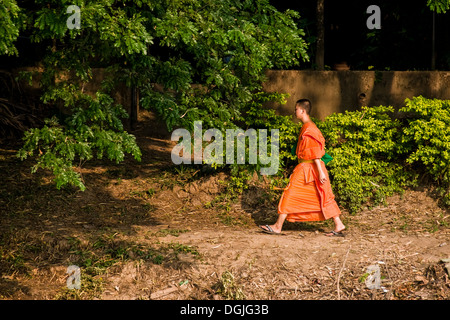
[262,70,450,120]
[13,67,450,124]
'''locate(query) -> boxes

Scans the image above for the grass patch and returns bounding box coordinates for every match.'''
[0,228,201,299]
[54,272,104,300]
[152,228,189,237]
[166,242,200,258]
[53,238,200,299]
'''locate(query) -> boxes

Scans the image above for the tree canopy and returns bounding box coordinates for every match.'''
[427,0,450,13]
[3,0,448,192]
[0,0,309,190]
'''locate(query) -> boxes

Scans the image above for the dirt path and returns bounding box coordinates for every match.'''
[97,215,449,300]
[0,110,449,300]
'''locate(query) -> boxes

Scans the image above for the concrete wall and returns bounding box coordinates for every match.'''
[262,70,450,120]
[13,67,450,124]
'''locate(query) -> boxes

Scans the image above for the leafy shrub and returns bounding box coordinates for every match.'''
[243,92,301,172]
[17,91,142,191]
[304,96,450,213]
[317,105,418,214]
[179,96,450,215]
[400,96,450,205]
[220,99,420,214]
[201,92,299,200]
[0,0,22,56]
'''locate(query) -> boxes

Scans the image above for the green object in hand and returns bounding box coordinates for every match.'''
[290,143,297,156]
[290,140,333,165]
[321,152,333,165]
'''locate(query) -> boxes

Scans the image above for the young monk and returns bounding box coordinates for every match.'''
[259,99,346,237]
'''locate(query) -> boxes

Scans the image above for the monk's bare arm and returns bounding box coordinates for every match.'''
[314,158,327,184]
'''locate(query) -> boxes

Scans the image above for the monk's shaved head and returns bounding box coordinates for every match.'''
[295,99,312,115]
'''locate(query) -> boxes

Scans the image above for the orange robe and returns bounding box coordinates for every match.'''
[278,122,341,222]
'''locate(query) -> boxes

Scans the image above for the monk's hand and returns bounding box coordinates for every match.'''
[319,171,327,184]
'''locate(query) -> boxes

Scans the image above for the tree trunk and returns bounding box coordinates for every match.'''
[316,0,325,70]
[431,11,436,70]
[130,85,138,130]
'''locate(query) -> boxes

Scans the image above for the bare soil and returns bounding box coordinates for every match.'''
[0,110,449,300]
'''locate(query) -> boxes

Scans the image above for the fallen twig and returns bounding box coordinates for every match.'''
[337,245,351,300]
[150,284,188,299]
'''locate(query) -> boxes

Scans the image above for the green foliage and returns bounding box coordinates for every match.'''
[316,97,450,213]
[17,91,142,191]
[8,0,450,215]
[243,92,301,171]
[218,96,450,214]
[138,0,309,132]
[226,97,450,214]
[198,92,300,199]
[317,106,417,214]
[427,0,450,13]
[0,0,23,56]
[5,0,308,191]
[400,96,450,205]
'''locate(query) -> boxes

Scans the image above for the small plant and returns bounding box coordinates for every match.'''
[54,272,104,300]
[216,270,246,300]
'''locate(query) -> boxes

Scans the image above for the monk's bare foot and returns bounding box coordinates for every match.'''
[332,217,346,233]
[324,225,346,237]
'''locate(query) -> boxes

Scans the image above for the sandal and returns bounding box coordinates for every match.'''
[324,230,345,237]
[259,225,281,235]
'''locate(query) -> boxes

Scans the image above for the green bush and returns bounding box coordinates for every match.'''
[201,92,299,200]
[400,96,450,205]
[243,92,301,172]
[199,92,298,176]
[17,91,142,191]
[317,105,418,214]
[194,96,450,214]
